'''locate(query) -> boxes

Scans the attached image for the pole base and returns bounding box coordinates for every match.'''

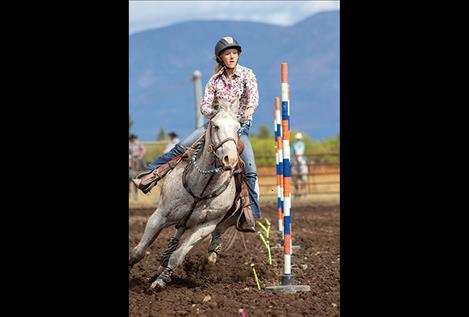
[265,274,311,293]
[266,284,311,294]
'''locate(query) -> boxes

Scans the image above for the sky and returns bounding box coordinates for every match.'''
[129,0,340,34]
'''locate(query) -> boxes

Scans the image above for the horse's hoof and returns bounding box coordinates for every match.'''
[150,277,166,289]
[207,252,217,264]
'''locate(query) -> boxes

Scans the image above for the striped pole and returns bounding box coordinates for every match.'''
[266,63,310,293]
[274,97,284,242]
[281,63,293,285]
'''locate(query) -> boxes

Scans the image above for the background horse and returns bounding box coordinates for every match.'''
[129,101,245,289]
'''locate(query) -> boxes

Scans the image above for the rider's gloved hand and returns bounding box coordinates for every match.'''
[238,120,251,136]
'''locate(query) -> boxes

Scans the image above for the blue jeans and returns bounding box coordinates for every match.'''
[146,123,208,171]
[147,122,261,218]
[238,126,261,219]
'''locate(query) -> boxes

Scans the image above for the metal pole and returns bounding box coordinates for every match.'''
[192,70,203,129]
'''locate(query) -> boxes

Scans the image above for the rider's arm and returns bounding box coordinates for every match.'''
[241,69,259,122]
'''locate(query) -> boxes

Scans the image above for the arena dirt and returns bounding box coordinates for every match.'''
[129,201,339,316]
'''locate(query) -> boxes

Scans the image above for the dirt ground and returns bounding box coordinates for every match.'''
[129,201,340,316]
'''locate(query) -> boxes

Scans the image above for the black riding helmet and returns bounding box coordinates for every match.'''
[214,36,242,57]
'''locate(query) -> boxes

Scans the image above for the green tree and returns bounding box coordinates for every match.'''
[257,125,272,139]
[157,128,166,141]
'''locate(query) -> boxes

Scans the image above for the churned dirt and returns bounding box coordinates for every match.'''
[129,201,339,316]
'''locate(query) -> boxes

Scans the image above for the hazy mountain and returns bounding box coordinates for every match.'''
[129,11,339,141]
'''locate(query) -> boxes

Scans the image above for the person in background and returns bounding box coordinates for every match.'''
[129,134,147,172]
[292,132,309,196]
[163,132,180,154]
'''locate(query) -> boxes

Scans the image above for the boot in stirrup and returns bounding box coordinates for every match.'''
[132,144,186,194]
[132,169,162,194]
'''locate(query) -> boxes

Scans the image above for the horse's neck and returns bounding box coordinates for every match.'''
[185,136,231,195]
[198,140,215,169]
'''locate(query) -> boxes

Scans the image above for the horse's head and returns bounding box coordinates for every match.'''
[207,103,241,171]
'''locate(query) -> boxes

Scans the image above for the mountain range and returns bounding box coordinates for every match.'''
[129,10,339,141]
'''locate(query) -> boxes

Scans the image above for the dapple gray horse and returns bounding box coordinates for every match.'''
[129,101,246,289]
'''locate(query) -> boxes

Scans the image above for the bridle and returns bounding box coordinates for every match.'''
[205,120,239,171]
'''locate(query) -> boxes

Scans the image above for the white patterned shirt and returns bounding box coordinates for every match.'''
[200,64,259,123]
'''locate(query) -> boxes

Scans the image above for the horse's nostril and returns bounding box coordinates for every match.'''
[223,155,230,165]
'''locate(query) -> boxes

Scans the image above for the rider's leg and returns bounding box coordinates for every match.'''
[134,122,208,193]
[147,122,208,170]
[239,131,261,219]
[145,143,186,170]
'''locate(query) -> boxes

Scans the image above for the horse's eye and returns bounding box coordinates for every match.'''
[214,125,219,130]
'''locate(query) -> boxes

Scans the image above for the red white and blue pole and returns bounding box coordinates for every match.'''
[266,63,310,293]
[281,63,293,284]
[274,97,284,242]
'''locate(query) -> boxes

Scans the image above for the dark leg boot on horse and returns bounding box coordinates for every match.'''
[236,175,261,232]
[132,144,186,194]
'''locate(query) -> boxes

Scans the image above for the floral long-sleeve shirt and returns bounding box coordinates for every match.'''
[200,64,259,123]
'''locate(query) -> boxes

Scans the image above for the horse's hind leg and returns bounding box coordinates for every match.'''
[129,210,169,269]
[151,221,218,288]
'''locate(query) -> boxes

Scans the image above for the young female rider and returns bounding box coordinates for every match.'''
[133,36,261,220]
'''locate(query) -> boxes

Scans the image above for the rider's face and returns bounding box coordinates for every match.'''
[219,48,239,69]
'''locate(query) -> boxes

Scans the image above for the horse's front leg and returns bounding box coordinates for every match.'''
[151,221,218,289]
[158,226,185,271]
[129,209,169,269]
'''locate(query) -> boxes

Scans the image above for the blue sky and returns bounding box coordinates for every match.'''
[129,0,340,34]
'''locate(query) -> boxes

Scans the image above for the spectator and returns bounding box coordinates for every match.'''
[129,134,147,171]
[292,132,309,196]
[163,132,180,154]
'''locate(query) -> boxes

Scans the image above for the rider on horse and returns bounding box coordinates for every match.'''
[133,36,262,221]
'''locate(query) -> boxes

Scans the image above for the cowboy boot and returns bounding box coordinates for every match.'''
[132,144,185,194]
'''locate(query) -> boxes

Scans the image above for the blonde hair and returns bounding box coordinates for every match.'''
[214,63,223,74]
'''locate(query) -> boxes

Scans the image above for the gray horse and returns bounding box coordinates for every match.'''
[129,102,245,289]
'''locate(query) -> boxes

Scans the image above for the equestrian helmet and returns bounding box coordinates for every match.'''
[214,36,242,57]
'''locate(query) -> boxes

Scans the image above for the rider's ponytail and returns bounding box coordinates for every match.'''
[214,56,224,74]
